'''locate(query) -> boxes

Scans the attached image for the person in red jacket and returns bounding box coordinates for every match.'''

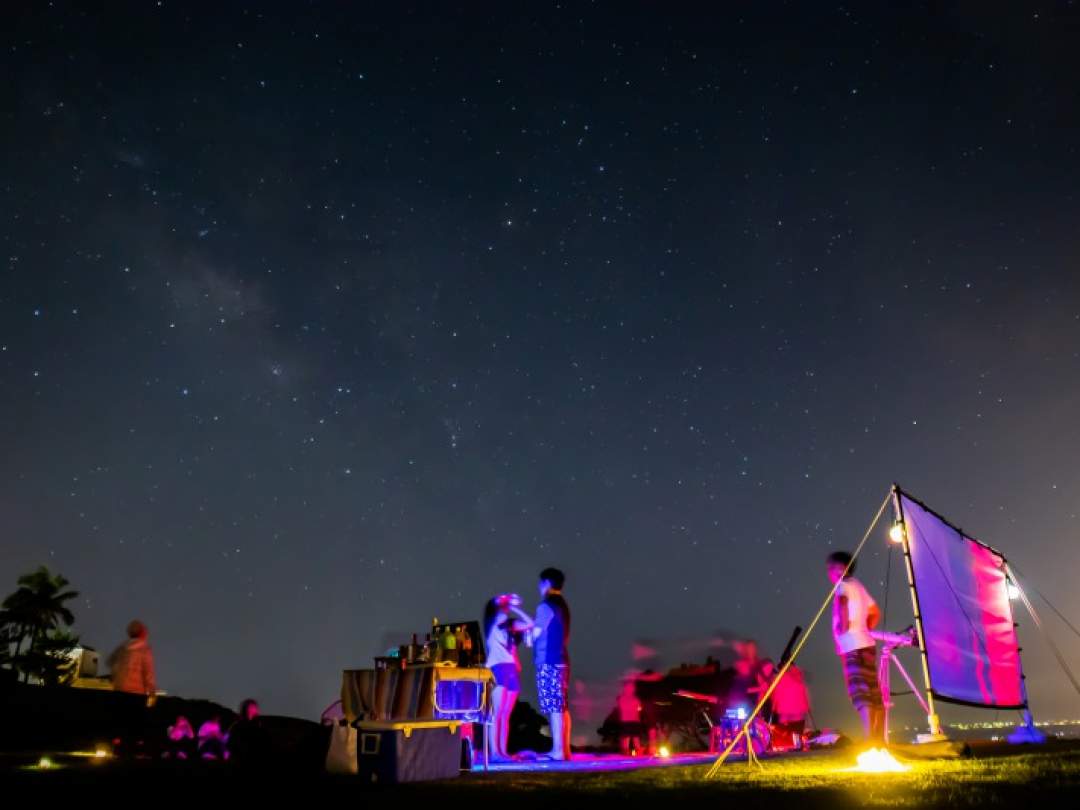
[758,658,812,749]
[108,620,157,698]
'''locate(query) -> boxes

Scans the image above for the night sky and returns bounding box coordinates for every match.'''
[4,2,1079,737]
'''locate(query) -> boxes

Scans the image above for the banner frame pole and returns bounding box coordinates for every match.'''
[893,484,947,740]
[1004,565,1041,739]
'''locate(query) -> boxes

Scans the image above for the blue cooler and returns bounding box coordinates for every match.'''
[355,720,462,784]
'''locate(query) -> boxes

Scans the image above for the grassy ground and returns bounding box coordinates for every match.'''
[424,743,1080,807]
[5,743,1080,807]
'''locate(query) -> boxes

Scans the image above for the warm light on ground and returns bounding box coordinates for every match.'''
[658,745,671,758]
[67,747,112,760]
[36,756,53,770]
[851,747,910,773]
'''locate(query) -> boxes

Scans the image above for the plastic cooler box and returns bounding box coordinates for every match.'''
[354,720,462,784]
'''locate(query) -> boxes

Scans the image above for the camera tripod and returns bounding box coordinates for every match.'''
[871,628,931,744]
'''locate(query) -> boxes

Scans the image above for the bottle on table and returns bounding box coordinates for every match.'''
[460,625,473,666]
[443,626,458,665]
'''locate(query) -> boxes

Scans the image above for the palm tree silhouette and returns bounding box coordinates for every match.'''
[1,567,79,682]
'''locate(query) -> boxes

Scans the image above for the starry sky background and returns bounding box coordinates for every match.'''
[3,2,1079,737]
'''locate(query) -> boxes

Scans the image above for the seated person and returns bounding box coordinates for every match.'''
[228,699,272,766]
[197,716,227,760]
[165,715,195,760]
[759,659,811,749]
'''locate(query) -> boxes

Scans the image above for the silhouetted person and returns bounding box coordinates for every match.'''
[108,620,157,698]
[228,698,272,767]
[615,679,645,756]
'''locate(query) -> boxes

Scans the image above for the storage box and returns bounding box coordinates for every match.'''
[355,720,462,784]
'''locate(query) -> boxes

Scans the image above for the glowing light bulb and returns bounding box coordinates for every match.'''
[889,522,906,544]
[658,745,671,758]
[37,757,53,770]
[94,747,108,759]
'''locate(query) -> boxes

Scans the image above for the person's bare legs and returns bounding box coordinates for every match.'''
[503,689,519,758]
[562,710,572,759]
[490,686,507,758]
[870,705,885,745]
[856,706,873,741]
[856,700,886,744]
[548,712,562,758]
[548,710,571,759]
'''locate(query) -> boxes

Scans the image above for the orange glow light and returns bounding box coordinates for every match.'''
[852,747,909,773]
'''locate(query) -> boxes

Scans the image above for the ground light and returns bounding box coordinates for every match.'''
[658,745,672,758]
[37,756,53,770]
[68,746,112,761]
[850,747,910,773]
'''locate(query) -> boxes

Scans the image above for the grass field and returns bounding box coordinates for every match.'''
[426,743,1080,807]
[5,742,1080,807]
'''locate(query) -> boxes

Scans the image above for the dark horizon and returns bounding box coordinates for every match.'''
[3,2,1079,737]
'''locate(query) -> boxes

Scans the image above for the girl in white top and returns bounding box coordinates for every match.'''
[483,593,533,760]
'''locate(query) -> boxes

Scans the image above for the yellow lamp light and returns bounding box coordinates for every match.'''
[888,522,906,544]
[852,747,909,773]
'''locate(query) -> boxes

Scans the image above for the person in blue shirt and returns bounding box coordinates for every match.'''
[532,567,572,760]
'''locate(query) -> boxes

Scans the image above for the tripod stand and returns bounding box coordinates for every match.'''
[871,629,930,744]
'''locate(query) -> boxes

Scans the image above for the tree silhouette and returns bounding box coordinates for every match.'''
[18,628,81,686]
[1,567,80,684]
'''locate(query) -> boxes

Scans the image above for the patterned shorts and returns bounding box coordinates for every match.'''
[843,647,882,711]
[537,664,570,715]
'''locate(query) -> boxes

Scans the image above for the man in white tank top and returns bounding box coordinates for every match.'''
[827,551,884,742]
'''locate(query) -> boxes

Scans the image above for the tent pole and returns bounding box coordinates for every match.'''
[1003,566,1045,743]
[892,485,947,741]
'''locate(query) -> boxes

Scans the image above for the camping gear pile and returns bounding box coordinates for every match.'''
[326,619,495,783]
